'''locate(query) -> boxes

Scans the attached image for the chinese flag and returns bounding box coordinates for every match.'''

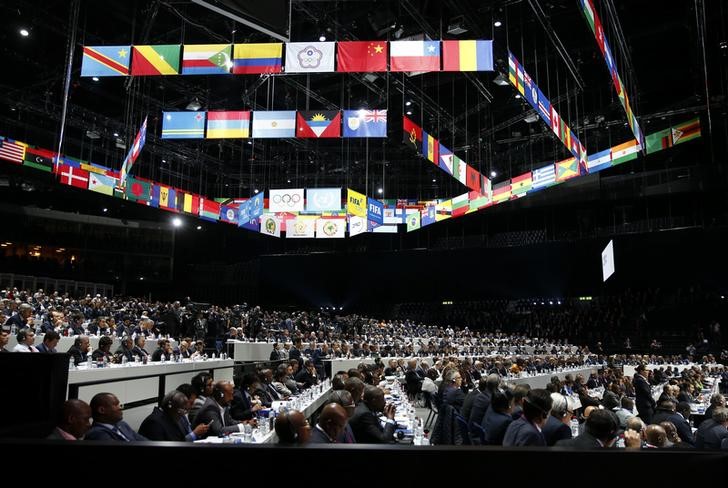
[337,41,387,72]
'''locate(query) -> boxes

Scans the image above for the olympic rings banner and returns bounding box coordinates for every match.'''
[269,188,305,213]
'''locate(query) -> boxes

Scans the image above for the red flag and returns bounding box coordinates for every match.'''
[337,41,387,72]
[58,164,90,189]
[466,165,481,193]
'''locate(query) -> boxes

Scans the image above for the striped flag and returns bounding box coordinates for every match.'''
[442,40,493,71]
[402,116,422,152]
[131,45,180,75]
[510,172,533,197]
[530,163,556,191]
[421,131,438,164]
[0,138,26,164]
[645,128,673,154]
[390,41,440,72]
[119,116,147,188]
[492,181,511,204]
[453,155,467,185]
[671,118,701,145]
[586,149,612,173]
[206,111,250,139]
[161,112,206,139]
[556,157,578,182]
[199,198,221,222]
[181,44,231,75]
[81,46,131,77]
[23,147,55,172]
[252,111,296,138]
[88,173,116,196]
[611,140,640,165]
[232,43,282,74]
[158,185,177,212]
[508,52,517,87]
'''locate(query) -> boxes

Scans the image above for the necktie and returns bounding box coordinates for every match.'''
[113,425,130,441]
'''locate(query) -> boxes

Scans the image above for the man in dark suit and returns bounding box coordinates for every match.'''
[652,400,694,446]
[295,360,319,389]
[469,374,500,427]
[66,335,90,365]
[503,389,552,447]
[85,393,147,441]
[695,407,728,449]
[349,386,396,443]
[634,364,656,424]
[47,399,92,440]
[193,380,253,437]
[555,409,635,449]
[36,331,60,353]
[310,403,348,443]
[138,391,210,441]
[542,393,573,446]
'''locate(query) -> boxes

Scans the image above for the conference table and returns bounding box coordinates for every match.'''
[67,357,234,431]
[226,340,276,362]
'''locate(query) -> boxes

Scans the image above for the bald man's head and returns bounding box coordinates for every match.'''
[318,403,348,441]
[60,399,92,439]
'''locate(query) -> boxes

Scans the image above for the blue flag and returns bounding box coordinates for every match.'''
[343,110,387,138]
[367,197,384,225]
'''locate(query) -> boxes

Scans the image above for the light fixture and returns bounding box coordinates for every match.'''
[254,189,259,194]
[515,94,521,99]
[19,28,29,37]
[405,101,412,106]
[287,179,291,183]
[196,225,202,230]
[490,170,497,178]
[432,179,436,183]
[406,110,412,115]
[492,73,509,86]
[186,97,202,111]
[102,208,108,213]
[113,132,119,137]
[494,20,502,27]
[92,76,100,82]
[319,34,326,42]
[139,277,144,281]
[85,130,101,140]
[172,217,182,227]
[524,113,539,124]
[447,15,467,35]
[377,188,383,194]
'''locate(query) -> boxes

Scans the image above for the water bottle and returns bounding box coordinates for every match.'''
[68,356,75,371]
[243,423,253,443]
[414,418,423,445]
[570,416,580,438]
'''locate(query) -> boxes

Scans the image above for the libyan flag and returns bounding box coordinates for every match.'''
[125,177,151,202]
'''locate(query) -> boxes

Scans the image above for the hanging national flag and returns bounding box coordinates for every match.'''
[442,40,493,72]
[81,45,131,77]
[611,140,640,165]
[125,177,151,202]
[181,193,200,215]
[406,211,421,232]
[0,139,27,164]
[58,164,89,189]
[342,110,387,138]
[81,161,113,176]
[587,149,612,173]
[402,116,422,152]
[438,144,453,175]
[644,128,672,154]
[161,112,206,139]
[421,205,437,227]
[23,147,55,172]
[88,172,116,196]
[306,188,341,212]
[337,41,388,72]
[296,110,341,138]
[232,43,282,74]
[508,52,517,87]
[199,198,221,222]
[492,181,511,204]
[206,111,250,139]
[181,44,231,75]
[285,42,335,73]
[530,163,556,191]
[390,40,440,72]
[466,165,481,192]
[451,193,470,218]
[582,0,596,32]
[578,141,588,175]
[453,155,467,186]
[420,131,438,164]
[671,118,701,145]
[131,45,180,75]
[537,89,551,125]
[260,215,281,238]
[510,172,533,197]
[158,185,177,212]
[347,188,367,217]
[119,116,147,188]
[220,205,239,224]
[251,111,296,138]
[435,200,452,222]
[555,157,578,182]
[516,64,525,96]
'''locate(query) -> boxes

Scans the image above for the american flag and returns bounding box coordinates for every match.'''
[0,139,26,164]
[363,110,387,123]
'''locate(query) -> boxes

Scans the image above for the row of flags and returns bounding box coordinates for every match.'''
[508,51,587,174]
[162,109,387,139]
[80,40,493,77]
[581,0,643,146]
[0,117,700,238]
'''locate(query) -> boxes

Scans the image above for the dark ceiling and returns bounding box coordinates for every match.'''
[0,0,725,215]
